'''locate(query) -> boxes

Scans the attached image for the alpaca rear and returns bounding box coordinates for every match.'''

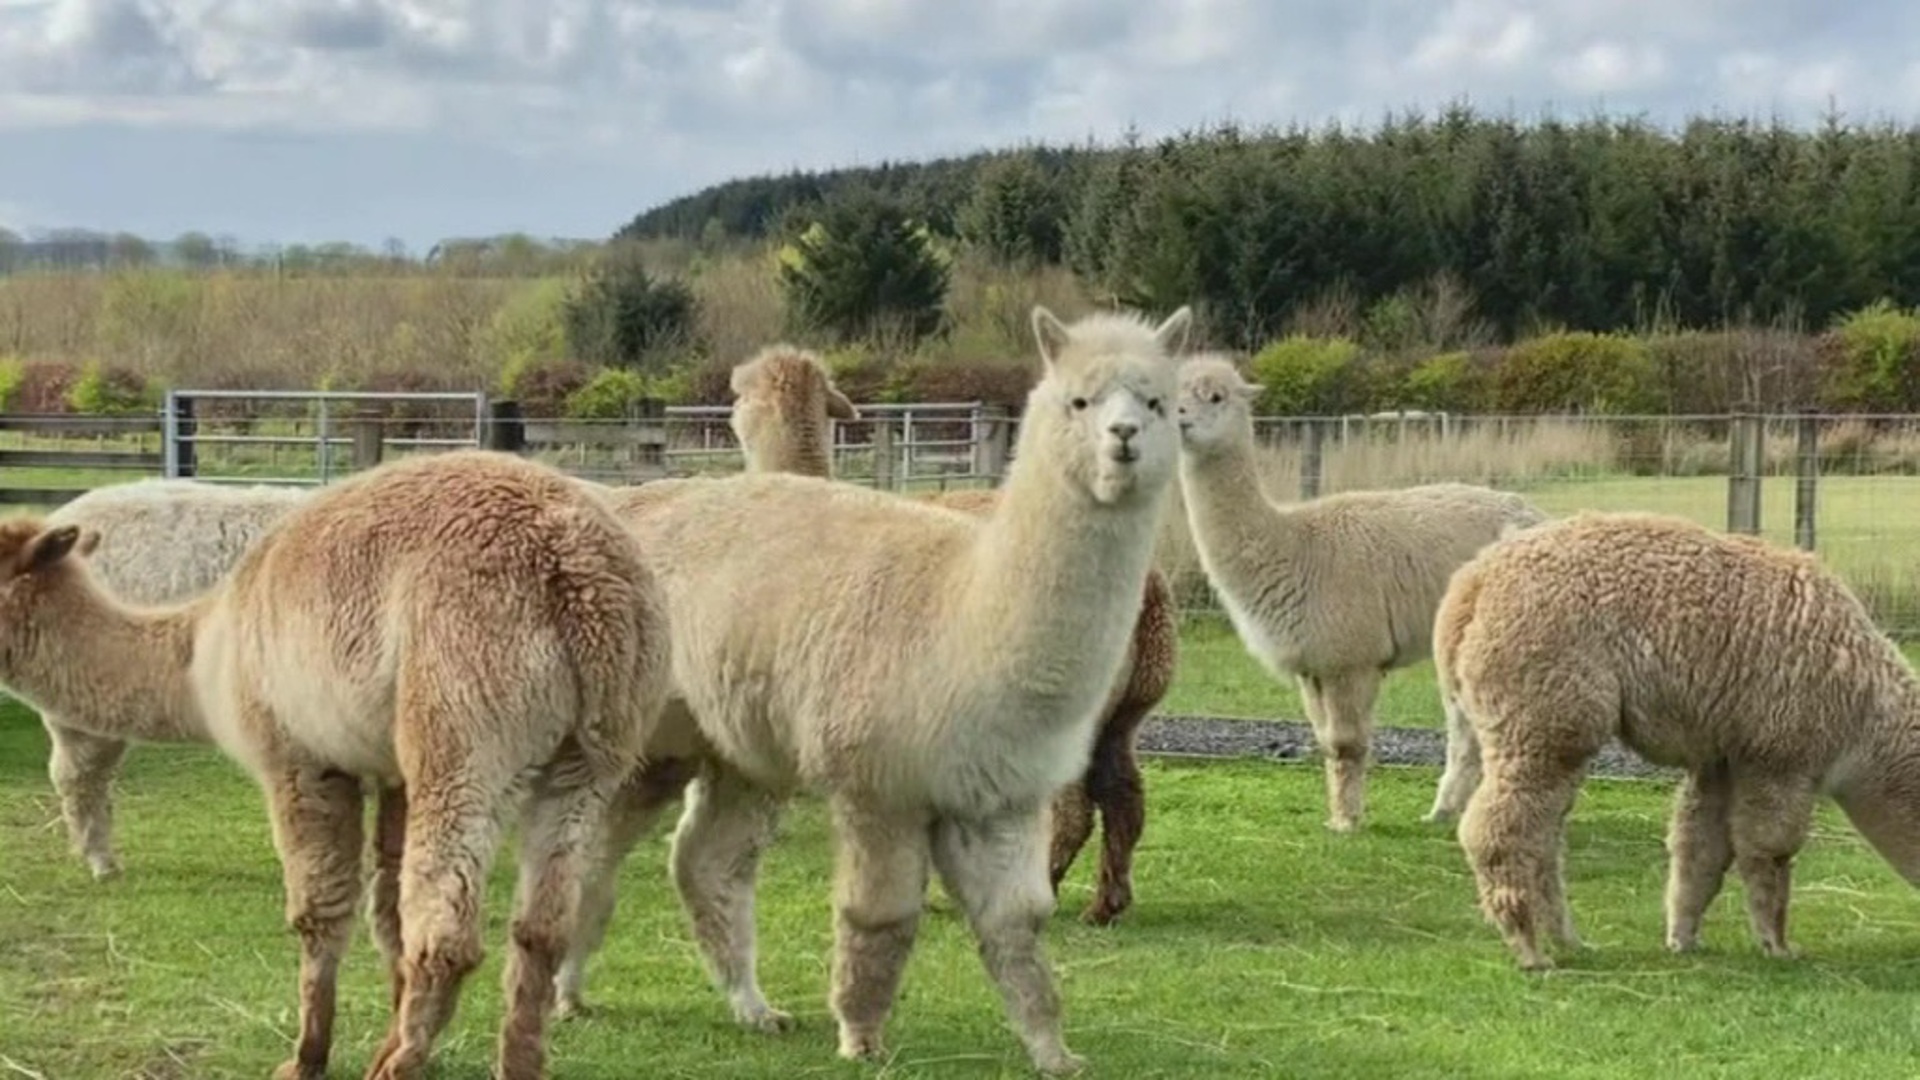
[0,449,672,1080]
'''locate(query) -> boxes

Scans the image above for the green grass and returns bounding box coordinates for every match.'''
[7,705,1920,1079]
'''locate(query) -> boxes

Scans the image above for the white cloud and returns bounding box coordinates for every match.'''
[0,0,1914,247]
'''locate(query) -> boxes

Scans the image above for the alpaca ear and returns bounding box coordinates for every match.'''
[20,525,81,574]
[1153,305,1195,355]
[76,529,102,557]
[1031,305,1071,369]
[825,388,859,421]
[1237,382,1266,402]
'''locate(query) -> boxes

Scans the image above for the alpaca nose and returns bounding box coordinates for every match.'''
[1109,421,1139,442]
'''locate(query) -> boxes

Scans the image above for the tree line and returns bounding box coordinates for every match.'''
[616,106,1920,348]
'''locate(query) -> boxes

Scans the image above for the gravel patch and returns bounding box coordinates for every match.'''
[1140,713,1675,782]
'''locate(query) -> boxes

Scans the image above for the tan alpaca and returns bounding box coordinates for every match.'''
[1174,354,1547,831]
[733,342,1178,924]
[1437,510,1920,971]
[0,450,671,1080]
[574,306,1191,1074]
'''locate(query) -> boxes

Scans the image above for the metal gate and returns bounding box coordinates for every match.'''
[162,389,489,485]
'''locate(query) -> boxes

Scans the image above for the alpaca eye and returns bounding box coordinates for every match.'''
[1071,397,1088,411]
[1210,393,1223,404]
[1148,398,1163,415]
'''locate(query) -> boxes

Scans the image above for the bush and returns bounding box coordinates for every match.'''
[66,361,156,415]
[1247,336,1368,415]
[0,356,23,412]
[1397,350,1481,411]
[563,246,699,373]
[777,189,951,346]
[562,367,695,418]
[1824,299,1920,409]
[1490,331,1660,414]
[479,277,570,375]
[502,357,594,416]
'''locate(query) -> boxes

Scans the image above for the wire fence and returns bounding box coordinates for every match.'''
[6,402,1920,636]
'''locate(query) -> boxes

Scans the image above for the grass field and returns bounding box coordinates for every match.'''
[7,702,1920,1079]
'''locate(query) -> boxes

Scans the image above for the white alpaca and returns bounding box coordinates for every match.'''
[0,450,671,1080]
[35,478,310,878]
[578,305,1193,1074]
[1174,354,1548,831]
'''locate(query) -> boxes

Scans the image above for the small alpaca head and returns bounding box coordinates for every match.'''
[0,519,100,631]
[1026,304,1193,504]
[728,345,858,466]
[1175,353,1264,455]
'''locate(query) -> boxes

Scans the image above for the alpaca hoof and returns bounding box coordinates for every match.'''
[1421,808,1457,825]
[87,855,122,880]
[1031,1047,1086,1076]
[1515,951,1556,972]
[1759,941,1797,960]
[1665,934,1699,954]
[734,1002,795,1034]
[837,1028,885,1060]
[272,1059,325,1080]
[554,993,590,1020]
[1325,816,1360,834]
[1081,894,1130,927]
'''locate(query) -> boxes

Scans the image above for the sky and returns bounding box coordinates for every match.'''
[2,0,1919,252]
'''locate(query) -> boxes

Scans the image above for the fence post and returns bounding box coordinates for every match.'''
[350,409,385,472]
[971,404,1010,481]
[633,397,666,478]
[1794,408,1819,551]
[872,421,896,490]
[1299,419,1324,500]
[485,399,525,453]
[163,392,197,478]
[1726,402,1762,535]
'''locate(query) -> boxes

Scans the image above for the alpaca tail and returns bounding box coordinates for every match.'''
[548,503,675,784]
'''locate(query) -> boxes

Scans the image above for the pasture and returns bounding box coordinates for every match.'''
[7,420,1920,1078]
[5,694,1920,1079]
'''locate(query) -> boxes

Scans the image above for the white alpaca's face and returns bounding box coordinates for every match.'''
[1030,306,1193,505]
[1175,358,1262,454]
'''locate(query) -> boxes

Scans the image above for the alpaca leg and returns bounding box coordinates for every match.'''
[1664,763,1734,953]
[557,756,695,1018]
[1458,752,1588,971]
[1318,669,1381,833]
[1082,727,1147,926]
[495,758,620,1080]
[829,801,932,1062]
[1046,780,1095,897]
[263,766,366,1080]
[1424,691,1483,824]
[669,760,790,1033]
[367,785,407,1013]
[44,718,129,879]
[365,760,515,1080]
[1728,771,1816,959]
[932,811,1081,1076]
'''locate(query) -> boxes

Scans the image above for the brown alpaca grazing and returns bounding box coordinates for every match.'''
[1437,511,1920,971]
[0,450,671,1080]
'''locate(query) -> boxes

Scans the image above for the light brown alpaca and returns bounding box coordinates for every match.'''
[566,305,1192,1074]
[732,343,1175,924]
[1437,510,1920,971]
[0,450,671,1080]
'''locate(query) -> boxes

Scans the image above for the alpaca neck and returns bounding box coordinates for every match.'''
[1833,685,1920,885]
[963,431,1168,702]
[748,439,832,480]
[8,576,205,743]
[1178,425,1304,603]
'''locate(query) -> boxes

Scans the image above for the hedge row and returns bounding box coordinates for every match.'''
[11,299,1920,419]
